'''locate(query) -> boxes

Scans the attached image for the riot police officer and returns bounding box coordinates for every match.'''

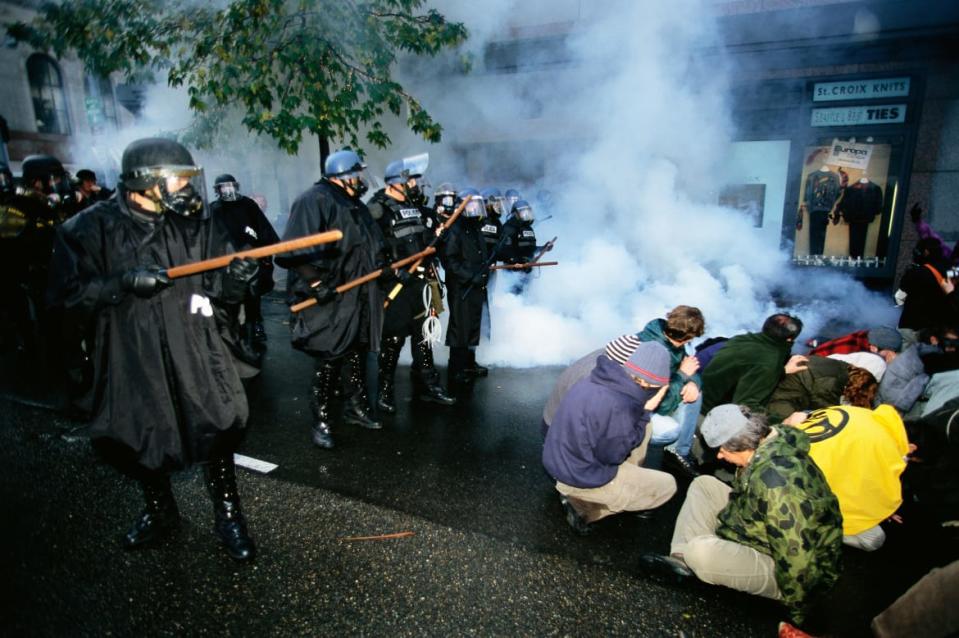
[47,137,260,561]
[479,187,506,261]
[210,173,279,346]
[277,149,385,449]
[501,199,537,265]
[439,188,490,388]
[368,156,455,413]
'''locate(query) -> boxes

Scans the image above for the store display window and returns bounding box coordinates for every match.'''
[792,134,905,270]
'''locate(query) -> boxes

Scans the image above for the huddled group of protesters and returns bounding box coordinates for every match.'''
[540,265,958,633]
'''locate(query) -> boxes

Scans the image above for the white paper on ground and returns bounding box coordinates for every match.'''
[234,453,278,474]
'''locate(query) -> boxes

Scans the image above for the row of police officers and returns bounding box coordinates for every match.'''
[23,138,541,564]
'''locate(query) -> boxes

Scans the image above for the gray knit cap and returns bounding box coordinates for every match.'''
[868,327,903,353]
[624,342,670,386]
[701,404,751,448]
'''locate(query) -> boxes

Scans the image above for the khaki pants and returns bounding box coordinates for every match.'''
[556,425,677,523]
[670,475,782,600]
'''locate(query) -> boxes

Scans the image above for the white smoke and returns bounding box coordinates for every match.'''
[378,0,900,366]
[71,0,901,368]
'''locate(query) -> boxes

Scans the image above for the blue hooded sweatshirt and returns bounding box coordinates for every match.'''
[542,355,658,488]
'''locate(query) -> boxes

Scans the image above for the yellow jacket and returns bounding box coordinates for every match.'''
[794,405,908,535]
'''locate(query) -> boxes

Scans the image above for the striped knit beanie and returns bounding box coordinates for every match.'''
[604,334,642,365]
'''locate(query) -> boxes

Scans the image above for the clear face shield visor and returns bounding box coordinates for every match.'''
[129,165,209,219]
[514,203,534,223]
[487,196,506,217]
[462,196,486,219]
[215,181,240,201]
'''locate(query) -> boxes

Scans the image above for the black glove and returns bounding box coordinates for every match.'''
[121,265,172,298]
[311,282,337,305]
[469,273,487,288]
[221,257,260,302]
[395,268,412,284]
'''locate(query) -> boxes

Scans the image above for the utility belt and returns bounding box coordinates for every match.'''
[390,223,426,240]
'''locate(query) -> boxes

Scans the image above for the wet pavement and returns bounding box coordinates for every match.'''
[2,295,956,636]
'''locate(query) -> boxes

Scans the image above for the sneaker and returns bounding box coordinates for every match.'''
[778,622,816,638]
[663,447,700,479]
[639,553,694,583]
[559,496,592,536]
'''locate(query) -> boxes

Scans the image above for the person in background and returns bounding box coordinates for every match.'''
[806,325,901,364]
[209,174,279,346]
[74,169,112,211]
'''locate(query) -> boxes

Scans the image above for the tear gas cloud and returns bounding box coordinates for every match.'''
[73,0,900,368]
[381,0,899,366]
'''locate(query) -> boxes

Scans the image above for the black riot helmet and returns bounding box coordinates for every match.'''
[511,199,534,223]
[324,149,369,199]
[433,182,457,218]
[458,187,485,219]
[213,173,240,202]
[21,154,67,195]
[119,137,208,219]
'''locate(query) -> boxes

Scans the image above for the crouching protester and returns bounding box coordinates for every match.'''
[782,405,911,552]
[47,138,259,562]
[641,404,843,624]
[542,342,678,535]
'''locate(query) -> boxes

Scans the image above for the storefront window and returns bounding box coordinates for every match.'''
[792,134,904,269]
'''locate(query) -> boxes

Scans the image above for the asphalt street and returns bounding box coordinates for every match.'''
[2,295,956,637]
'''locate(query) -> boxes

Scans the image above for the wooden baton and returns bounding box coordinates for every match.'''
[163,230,344,279]
[489,260,558,272]
[290,246,437,313]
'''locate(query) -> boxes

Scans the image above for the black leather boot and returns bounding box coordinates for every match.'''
[309,359,338,449]
[465,348,489,378]
[205,454,256,562]
[122,472,180,549]
[447,346,473,392]
[376,336,403,414]
[411,340,456,406]
[343,349,382,430]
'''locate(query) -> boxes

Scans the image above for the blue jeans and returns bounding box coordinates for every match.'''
[667,394,703,457]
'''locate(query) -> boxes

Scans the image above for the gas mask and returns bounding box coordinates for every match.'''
[215,181,240,202]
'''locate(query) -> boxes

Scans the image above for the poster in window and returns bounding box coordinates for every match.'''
[793,139,892,268]
[719,184,766,228]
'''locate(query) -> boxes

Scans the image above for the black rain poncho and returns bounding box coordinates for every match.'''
[47,196,249,470]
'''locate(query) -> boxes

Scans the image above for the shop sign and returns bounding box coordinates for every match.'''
[813,77,910,102]
[827,138,873,169]
[811,104,906,127]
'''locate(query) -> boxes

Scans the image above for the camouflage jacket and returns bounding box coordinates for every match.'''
[717,426,843,621]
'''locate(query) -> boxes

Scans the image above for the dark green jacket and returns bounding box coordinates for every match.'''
[701,332,792,413]
[636,318,701,416]
[767,356,850,421]
[717,427,843,622]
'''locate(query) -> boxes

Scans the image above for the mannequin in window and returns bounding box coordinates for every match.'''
[837,175,883,258]
[802,165,842,255]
